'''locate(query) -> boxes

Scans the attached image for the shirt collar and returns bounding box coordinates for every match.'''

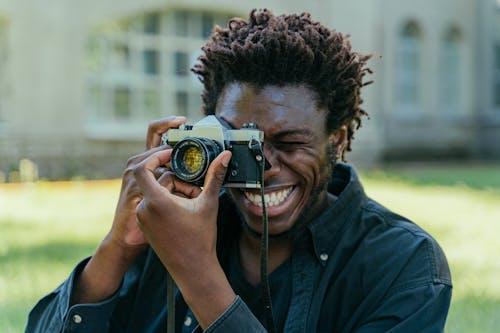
[305,163,367,266]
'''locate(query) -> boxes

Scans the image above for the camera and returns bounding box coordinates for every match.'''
[162,115,269,188]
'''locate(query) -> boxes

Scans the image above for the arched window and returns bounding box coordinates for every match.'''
[396,21,422,114]
[85,10,235,137]
[439,25,463,114]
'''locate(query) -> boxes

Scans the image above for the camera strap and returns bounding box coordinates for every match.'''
[251,138,277,333]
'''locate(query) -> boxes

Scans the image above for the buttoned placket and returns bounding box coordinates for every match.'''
[282,244,320,333]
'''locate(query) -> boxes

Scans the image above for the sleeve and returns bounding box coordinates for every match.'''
[355,281,452,333]
[25,258,122,333]
[190,296,267,333]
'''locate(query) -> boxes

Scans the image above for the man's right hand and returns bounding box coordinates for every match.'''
[106,115,188,259]
[71,116,186,305]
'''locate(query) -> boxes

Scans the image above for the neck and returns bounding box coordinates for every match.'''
[238,230,293,286]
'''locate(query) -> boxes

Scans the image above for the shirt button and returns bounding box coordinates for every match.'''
[72,314,82,324]
[184,316,193,326]
[320,253,329,261]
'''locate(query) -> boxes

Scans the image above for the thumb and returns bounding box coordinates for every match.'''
[201,151,232,199]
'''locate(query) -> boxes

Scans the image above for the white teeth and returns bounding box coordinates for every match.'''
[243,187,293,207]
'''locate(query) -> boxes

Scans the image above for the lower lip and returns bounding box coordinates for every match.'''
[241,187,296,218]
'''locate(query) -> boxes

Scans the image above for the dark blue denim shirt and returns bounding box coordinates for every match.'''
[26,164,452,333]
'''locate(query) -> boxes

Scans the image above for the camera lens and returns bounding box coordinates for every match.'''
[171,137,222,183]
[182,146,204,174]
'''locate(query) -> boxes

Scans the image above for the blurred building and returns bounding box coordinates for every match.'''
[0,0,498,180]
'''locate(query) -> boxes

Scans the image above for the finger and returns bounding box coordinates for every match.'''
[153,166,169,180]
[146,116,187,149]
[170,191,191,199]
[127,146,169,169]
[133,149,173,198]
[201,151,231,199]
[157,171,177,192]
[172,179,203,198]
[135,199,153,232]
[158,171,203,198]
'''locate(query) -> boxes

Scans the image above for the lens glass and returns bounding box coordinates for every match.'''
[182,146,204,173]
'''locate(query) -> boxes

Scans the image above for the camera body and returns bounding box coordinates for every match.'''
[163,115,265,188]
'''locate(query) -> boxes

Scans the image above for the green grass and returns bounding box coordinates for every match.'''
[0,180,117,332]
[364,163,500,191]
[1,164,499,332]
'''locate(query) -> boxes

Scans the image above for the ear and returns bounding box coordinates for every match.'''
[329,125,348,159]
[331,125,347,146]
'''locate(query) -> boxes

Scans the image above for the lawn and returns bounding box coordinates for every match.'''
[1,164,499,332]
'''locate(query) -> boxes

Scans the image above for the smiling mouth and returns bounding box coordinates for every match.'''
[243,186,293,207]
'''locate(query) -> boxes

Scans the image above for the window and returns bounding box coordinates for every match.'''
[396,21,422,115]
[495,44,500,108]
[0,18,7,125]
[439,26,463,114]
[84,10,235,138]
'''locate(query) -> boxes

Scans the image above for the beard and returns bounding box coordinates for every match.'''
[238,142,338,240]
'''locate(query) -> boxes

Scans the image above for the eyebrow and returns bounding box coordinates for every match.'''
[273,129,315,139]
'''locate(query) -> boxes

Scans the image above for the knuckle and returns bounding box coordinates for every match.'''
[147,118,161,129]
[118,177,140,200]
[142,198,162,216]
[132,163,146,177]
[125,155,141,167]
[214,172,226,184]
[123,165,135,177]
[122,162,141,181]
[123,178,138,194]
[135,204,147,223]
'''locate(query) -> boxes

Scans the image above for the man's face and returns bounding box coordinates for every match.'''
[215,82,336,235]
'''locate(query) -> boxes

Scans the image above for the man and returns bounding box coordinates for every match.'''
[26,9,452,333]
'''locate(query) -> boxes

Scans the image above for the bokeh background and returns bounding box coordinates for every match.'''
[0,0,499,332]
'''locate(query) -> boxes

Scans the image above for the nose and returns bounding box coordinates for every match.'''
[262,143,281,180]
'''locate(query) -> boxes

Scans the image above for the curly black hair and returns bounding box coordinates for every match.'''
[192,9,373,160]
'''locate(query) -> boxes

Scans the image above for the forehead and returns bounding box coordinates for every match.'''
[215,83,327,134]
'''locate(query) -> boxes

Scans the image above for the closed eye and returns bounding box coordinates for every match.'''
[267,128,315,150]
[278,141,307,145]
[273,141,310,151]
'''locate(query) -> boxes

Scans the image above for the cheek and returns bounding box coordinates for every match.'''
[281,146,329,189]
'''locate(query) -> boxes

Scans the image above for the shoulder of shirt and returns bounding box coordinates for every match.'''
[356,198,452,290]
[362,198,429,237]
